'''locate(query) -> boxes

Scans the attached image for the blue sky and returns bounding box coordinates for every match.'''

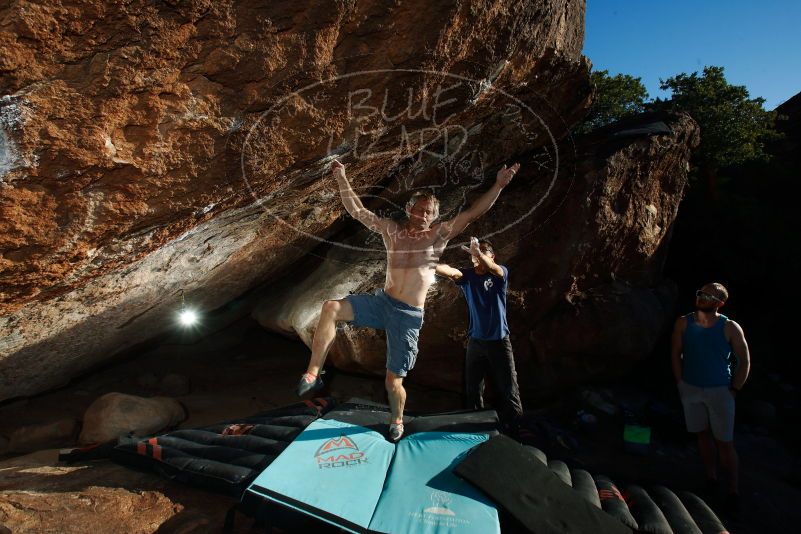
[582,0,801,109]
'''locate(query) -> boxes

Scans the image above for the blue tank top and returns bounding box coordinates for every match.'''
[681,312,733,387]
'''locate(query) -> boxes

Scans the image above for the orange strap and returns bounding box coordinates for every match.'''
[598,488,624,501]
[136,438,163,461]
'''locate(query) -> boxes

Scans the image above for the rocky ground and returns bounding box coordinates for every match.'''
[1,317,799,533]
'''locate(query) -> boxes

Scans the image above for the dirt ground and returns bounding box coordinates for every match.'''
[1,317,799,533]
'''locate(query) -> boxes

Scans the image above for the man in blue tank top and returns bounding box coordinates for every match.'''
[671,282,750,512]
[436,238,523,434]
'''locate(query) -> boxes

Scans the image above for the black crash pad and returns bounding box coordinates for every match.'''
[453,434,632,534]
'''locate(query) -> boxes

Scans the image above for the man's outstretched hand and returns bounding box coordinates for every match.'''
[496,162,520,188]
[331,158,346,180]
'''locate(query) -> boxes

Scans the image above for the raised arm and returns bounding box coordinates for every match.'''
[332,159,394,234]
[461,239,504,278]
[726,320,751,392]
[435,263,463,282]
[670,317,685,383]
[436,162,520,242]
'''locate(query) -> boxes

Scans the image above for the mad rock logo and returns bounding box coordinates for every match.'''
[314,435,368,469]
[483,278,494,291]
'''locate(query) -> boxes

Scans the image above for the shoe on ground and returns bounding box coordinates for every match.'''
[389,422,404,442]
[296,373,324,397]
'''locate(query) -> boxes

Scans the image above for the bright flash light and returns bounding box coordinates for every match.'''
[179,309,198,326]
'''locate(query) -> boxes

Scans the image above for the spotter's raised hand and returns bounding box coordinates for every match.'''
[460,236,481,256]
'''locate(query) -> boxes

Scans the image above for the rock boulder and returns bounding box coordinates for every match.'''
[79,392,186,444]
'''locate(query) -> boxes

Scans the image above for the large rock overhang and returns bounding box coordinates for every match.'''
[1,1,591,400]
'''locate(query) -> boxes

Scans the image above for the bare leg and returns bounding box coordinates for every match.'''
[696,428,718,480]
[717,439,739,494]
[306,299,353,376]
[385,371,406,424]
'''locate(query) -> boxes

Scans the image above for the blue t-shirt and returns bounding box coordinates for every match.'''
[455,266,509,340]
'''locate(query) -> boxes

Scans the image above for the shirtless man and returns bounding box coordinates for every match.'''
[296,158,520,440]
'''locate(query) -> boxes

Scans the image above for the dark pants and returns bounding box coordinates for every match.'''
[465,336,524,429]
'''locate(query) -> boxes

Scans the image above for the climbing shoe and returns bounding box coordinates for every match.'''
[296,372,324,397]
[389,422,404,442]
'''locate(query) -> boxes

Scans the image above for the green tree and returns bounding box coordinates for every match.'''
[578,69,649,133]
[650,66,780,196]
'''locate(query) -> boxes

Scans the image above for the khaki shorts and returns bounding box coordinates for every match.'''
[677,380,735,442]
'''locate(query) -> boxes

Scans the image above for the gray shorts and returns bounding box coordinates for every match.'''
[677,380,735,442]
[344,289,424,377]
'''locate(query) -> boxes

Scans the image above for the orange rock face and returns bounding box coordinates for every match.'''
[0,0,590,400]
